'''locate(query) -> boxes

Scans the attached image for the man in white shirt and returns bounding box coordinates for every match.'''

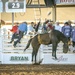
[54,21,62,32]
[27,22,35,35]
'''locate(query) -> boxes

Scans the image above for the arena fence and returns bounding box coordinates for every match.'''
[0,29,75,64]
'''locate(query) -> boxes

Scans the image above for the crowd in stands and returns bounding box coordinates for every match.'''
[53,20,75,53]
[8,20,75,52]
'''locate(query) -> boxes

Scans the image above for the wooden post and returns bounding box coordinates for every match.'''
[52,6,56,23]
[12,13,14,26]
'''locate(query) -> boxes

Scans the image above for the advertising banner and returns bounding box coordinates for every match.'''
[42,53,75,64]
[2,54,32,64]
[56,0,75,5]
[1,53,75,64]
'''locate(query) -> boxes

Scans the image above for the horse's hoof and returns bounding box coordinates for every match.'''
[39,58,43,64]
[52,57,58,60]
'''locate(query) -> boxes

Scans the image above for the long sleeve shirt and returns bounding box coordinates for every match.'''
[62,25,71,37]
[18,23,27,32]
[10,25,18,33]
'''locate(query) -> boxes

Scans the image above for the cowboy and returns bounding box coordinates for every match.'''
[8,22,19,43]
[13,22,27,47]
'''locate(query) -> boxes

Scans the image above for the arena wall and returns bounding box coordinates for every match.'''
[0,6,75,24]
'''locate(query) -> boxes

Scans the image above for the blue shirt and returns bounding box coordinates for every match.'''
[62,25,71,37]
[71,27,75,42]
[18,23,27,32]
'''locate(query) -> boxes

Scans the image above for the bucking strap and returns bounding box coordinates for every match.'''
[38,34,42,44]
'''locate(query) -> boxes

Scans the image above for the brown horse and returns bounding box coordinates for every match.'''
[24,30,69,64]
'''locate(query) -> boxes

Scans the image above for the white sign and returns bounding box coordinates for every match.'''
[5,0,26,12]
[56,0,75,4]
[0,1,3,12]
[2,54,32,64]
[42,53,75,64]
[1,53,75,64]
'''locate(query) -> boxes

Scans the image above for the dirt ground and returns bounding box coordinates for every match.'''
[0,64,75,75]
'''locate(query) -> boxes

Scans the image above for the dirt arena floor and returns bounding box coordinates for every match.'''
[0,64,75,75]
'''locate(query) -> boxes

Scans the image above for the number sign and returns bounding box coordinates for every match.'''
[5,0,26,12]
[8,2,24,9]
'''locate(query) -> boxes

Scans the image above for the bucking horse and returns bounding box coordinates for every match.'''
[24,30,69,64]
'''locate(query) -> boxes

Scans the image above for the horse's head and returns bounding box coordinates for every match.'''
[63,43,69,53]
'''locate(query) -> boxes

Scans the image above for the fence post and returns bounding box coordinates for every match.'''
[8,31,10,39]
[3,28,6,39]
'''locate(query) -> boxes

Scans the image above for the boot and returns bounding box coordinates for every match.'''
[8,41,12,43]
[13,41,17,47]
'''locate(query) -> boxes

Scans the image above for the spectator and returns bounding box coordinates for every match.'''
[13,22,27,47]
[54,21,61,32]
[8,22,19,43]
[68,20,72,32]
[71,26,75,52]
[68,20,72,27]
[27,22,35,35]
[62,22,72,45]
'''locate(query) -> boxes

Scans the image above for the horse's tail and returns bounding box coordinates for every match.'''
[24,38,32,51]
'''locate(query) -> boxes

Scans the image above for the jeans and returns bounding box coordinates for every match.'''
[13,31,24,47]
[10,33,19,43]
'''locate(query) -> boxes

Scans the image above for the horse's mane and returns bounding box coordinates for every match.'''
[52,30,68,43]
